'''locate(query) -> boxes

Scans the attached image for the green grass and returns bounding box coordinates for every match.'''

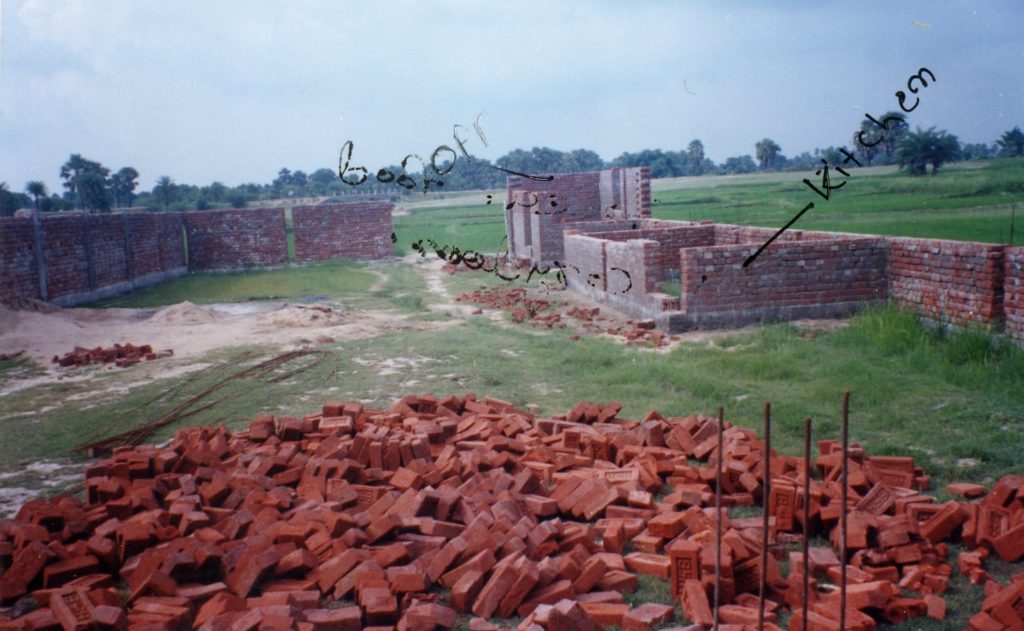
[91,260,378,308]
[653,158,1024,245]
[394,203,508,257]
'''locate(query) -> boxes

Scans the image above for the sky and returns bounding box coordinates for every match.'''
[1,0,1022,194]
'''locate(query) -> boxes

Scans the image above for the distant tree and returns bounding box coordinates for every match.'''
[687,140,705,175]
[308,168,336,195]
[0,182,22,216]
[25,181,47,210]
[895,126,962,176]
[228,193,247,208]
[754,138,781,171]
[202,181,228,204]
[291,170,308,196]
[60,154,109,210]
[78,171,112,212]
[878,111,909,164]
[154,175,176,210]
[961,143,992,161]
[273,168,293,191]
[996,126,1024,158]
[109,167,139,208]
[719,155,757,174]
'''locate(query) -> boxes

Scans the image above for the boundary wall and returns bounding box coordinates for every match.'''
[0,201,392,306]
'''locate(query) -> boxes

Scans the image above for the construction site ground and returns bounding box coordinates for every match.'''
[1,255,1023,629]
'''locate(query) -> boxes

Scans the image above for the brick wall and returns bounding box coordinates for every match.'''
[583,224,715,281]
[0,219,38,303]
[158,214,187,272]
[184,208,288,270]
[888,238,1004,326]
[678,237,889,329]
[563,234,607,295]
[292,202,393,263]
[1006,248,1024,340]
[90,214,129,289]
[505,167,651,264]
[126,214,163,278]
[40,215,92,301]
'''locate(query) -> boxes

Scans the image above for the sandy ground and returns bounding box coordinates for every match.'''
[0,299,437,383]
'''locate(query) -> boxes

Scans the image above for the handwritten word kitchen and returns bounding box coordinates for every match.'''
[744,66,936,268]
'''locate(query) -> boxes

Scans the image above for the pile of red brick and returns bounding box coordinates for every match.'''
[457,288,674,347]
[456,288,565,330]
[52,344,173,368]
[2,394,1023,630]
[565,309,669,348]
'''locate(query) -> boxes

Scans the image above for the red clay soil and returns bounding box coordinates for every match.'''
[1,393,1022,630]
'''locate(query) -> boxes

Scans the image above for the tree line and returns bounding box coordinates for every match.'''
[2,122,1023,216]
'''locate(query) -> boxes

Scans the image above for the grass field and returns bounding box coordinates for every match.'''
[4,159,1024,629]
[392,159,1024,253]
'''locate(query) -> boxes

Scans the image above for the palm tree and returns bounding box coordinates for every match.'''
[996,126,1024,158]
[25,181,47,210]
[755,138,781,171]
[154,175,175,210]
[895,127,962,176]
[878,111,909,164]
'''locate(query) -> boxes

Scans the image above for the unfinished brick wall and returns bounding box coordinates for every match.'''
[292,202,393,263]
[678,238,889,329]
[0,219,38,303]
[184,208,288,270]
[1004,247,1024,340]
[583,224,715,282]
[888,238,1005,326]
[506,167,651,265]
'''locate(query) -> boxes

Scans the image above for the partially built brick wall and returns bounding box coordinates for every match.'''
[292,202,393,263]
[506,167,651,265]
[677,237,889,330]
[888,238,1005,326]
[184,208,288,271]
[581,224,715,282]
[1003,248,1024,340]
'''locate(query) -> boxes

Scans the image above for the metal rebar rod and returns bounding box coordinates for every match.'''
[758,402,771,631]
[714,406,724,631]
[802,417,812,631]
[839,391,850,631]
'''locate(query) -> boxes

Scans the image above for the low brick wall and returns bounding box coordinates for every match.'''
[184,208,288,270]
[888,238,1004,326]
[584,224,715,282]
[292,202,393,263]
[1004,247,1024,340]
[676,237,889,330]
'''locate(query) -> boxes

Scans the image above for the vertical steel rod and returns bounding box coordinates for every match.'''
[802,417,812,631]
[714,406,723,631]
[758,402,771,631]
[839,391,850,631]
